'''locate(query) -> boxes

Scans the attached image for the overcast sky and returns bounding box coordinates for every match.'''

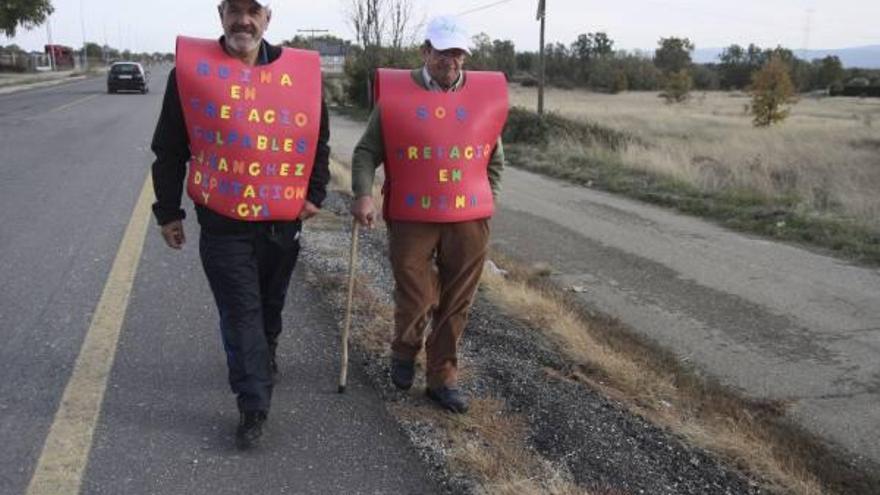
[3,0,878,54]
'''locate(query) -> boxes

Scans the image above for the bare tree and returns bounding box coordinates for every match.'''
[348,0,385,49]
[387,0,417,50]
[345,0,419,106]
[347,0,420,50]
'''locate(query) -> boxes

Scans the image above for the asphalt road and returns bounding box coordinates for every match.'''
[329,112,880,469]
[490,169,880,466]
[0,71,434,494]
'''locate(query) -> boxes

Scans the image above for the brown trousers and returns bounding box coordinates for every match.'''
[388,219,490,389]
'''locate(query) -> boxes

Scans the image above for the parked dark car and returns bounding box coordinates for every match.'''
[107,62,149,94]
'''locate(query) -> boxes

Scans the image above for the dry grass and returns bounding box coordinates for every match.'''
[326,275,590,494]
[509,87,880,228]
[480,251,880,495]
[322,145,874,495]
[308,214,591,494]
[392,399,591,495]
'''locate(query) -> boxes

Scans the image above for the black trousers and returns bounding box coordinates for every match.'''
[198,222,302,413]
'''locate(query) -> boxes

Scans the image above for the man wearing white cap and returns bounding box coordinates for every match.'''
[151,0,330,448]
[350,16,508,413]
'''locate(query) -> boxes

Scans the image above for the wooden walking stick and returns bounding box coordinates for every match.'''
[338,220,360,393]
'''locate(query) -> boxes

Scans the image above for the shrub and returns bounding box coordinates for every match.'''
[519,75,538,87]
[660,69,693,104]
[750,55,797,127]
[503,106,636,150]
[611,70,629,94]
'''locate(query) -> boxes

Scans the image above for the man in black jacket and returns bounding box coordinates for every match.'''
[151,0,330,449]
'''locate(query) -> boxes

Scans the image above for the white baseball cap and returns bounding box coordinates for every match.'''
[425,16,471,55]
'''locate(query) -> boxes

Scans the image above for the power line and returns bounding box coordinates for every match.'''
[298,29,330,39]
[458,0,518,17]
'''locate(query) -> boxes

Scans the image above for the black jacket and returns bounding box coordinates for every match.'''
[150,38,331,235]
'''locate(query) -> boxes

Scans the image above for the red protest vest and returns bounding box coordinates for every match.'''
[176,36,321,221]
[376,69,508,223]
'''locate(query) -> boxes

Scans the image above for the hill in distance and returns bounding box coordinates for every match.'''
[693,45,880,69]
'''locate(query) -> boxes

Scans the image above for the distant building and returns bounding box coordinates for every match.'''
[313,39,349,74]
[0,47,51,72]
[45,45,75,69]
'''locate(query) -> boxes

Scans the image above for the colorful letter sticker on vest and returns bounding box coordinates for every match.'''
[376,69,509,223]
[176,36,321,221]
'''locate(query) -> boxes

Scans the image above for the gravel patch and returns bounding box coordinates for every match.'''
[300,191,767,495]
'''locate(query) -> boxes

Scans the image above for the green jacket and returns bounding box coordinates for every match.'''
[350,68,505,198]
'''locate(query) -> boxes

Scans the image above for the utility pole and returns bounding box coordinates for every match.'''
[103,23,108,63]
[536,0,546,116]
[80,0,89,71]
[46,18,56,71]
[800,8,814,61]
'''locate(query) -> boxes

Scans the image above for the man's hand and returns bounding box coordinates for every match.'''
[351,195,376,229]
[299,200,320,221]
[160,220,186,249]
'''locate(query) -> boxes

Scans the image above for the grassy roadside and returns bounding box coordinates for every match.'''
[481,251,880,495]
[0,73,72,88]
[306,201,879,494]
[318,158,880,494]
[502,106,880,266]
[305,210,594,495]
[0,68,106,89]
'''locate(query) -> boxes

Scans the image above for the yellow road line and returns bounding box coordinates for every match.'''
[49,94,99,114]
[26,175,153,495]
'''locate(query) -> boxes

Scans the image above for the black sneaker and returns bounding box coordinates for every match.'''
[426,386,469,414]
[235,411,267,450]
[390,358,415,390]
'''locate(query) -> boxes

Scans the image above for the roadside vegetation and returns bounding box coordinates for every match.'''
[307,205,594,495]
[319,1,880,265]
[318,161,880,494]
[502,91,880,265]
[480,251,880,495]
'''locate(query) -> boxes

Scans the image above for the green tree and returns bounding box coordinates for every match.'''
[571,33,593,65]
[750,54,797,127]
[467,32,494,70]
[491,39,516,78]
[586,58,615,92]
[516,52,536,73]
[282,35,312,49]
[719,44,751,89]
[570,32,614,86]
[720,43,791,90]
[611,69,628,94]
[84,42,102,59]
[0,0,53,37]
[571,32,613,62]
[692,63,720,90]
[654,37,694,73]
[660,69,693,103]
[591,32,614,58]
[545,42,576,87]
[615,50,661,90]
[814,55,844,89]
